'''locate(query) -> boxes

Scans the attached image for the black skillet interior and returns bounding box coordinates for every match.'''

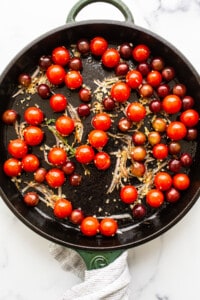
[0,20,200,250]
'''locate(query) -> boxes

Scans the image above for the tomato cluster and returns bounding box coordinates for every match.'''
[2,37,199,237]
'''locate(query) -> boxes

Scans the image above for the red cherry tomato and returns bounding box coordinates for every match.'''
[120,185,138,204]
[46,64,66,85]
[146,189,164,208]
[22,154,40,172]
[55,115,75,136]
[48,147,67,166]
[152,143,168,160]
[53,198,72,218]
[8,139,28,158]
[126,70,143,89]
[110,81,131,103]
[94,151,111,170]
[91,112,112,131]
[126,102,146,122]
[49,94,68,112]
[80,216,99,236]
[90,36,108,56]
[154,172,173,191]
[102,48,120,68]
[75,144,95,164]
[52,46,70,66]
[166,121,187,140]
[24,106,44,125]
[180,109,199,128]
[65,70,83,89]
[3,158,22,177]
[147,70,162,87]
[162,94,182,114]
[99,218,118,236]
[23,192,39,206]
[88,129,108,149]
[132,44,150,62]
[173,173,190,190]
[23,126,44,146]
[45,168,65,188]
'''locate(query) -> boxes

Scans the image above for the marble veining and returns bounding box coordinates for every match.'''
[0,0,200,299]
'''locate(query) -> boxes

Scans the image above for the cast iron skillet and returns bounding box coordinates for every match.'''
[0,0,200,266]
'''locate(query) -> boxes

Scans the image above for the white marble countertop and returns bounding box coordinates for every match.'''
[0,0,200,299]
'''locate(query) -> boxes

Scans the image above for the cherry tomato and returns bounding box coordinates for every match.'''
[23,126,44,146]
[120,185,138,204]
[80,216,99,236]
[126,70,143,89]
[46,64,66,85]
[173,173,190,190]
[102,48,120,68]
[126,102,146,122]
[180,109,199,128]
[70,209,84,225]
[90,36,108,56]
[65,70,83,89]
[23,192,39,206]
[110,81,131,103]
[146,70,162,87]
[22,154,40,172]
[49,94,68,112]
[165,187,180,203]
[88,129,108,149]
[24,106,44,125]
[130,146,146,161]
[8,139,28,159]
[146,189,164,208]
[166,121,187,140]
[132,44,150,62]
[91,112,111,131]
[52,46,70,66]
[48,147,67,166]
[154,172,172,191]
[34,167,47,183]
[75,144,95,164]
[3,158,22,177]
[162,94,182,114]
[45,168,65,188]
[2,109,18,125]
[55,115,75,136]
[99,218,118,236]
[152,143,168,160]
[62,161,76,175]
[94,151,111,170]
[53,198,72,218]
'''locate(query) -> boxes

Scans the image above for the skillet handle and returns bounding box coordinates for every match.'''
[66,0,134,23]
[76,248,124,270]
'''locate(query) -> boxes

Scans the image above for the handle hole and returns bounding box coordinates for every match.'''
[75,2,125,21]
